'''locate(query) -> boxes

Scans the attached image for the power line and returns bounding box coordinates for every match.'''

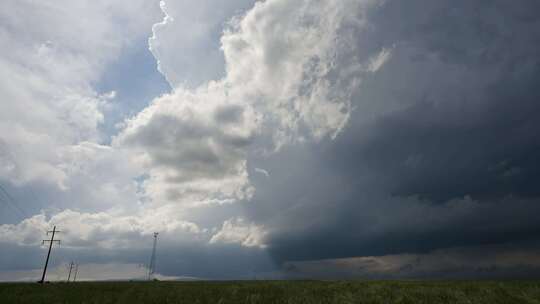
[39,226,61,284]
[0,195,22,219]
[0,183,27,219]
[0,190,25,218]
[0,143,42,218]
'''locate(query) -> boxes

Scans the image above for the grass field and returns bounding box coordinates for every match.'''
[1,280,539,303]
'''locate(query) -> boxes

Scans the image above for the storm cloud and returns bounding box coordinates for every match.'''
[244,0,540,265]
[1,0,540,280]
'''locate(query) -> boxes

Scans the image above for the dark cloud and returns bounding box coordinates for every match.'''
[243,0,540,266]
[283,241,540,280]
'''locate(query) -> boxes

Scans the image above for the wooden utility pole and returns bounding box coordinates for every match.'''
[39,226,61,284]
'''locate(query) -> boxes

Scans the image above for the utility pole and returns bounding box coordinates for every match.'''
[147,232,159,281]
[73,263,79,282]
[67,261,74,282]
[39,226,61,284]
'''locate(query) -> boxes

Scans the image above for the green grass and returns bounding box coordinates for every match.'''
[1,280,540,303]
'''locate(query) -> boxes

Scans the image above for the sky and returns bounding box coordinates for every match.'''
[1,0,540,281]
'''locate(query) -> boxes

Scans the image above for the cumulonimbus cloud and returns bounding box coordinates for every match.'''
[3,0,540,280]
[117,0,389,209]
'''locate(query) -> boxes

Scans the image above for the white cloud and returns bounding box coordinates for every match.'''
[367,47,393,72]
[121,0,392,207]
[0,208,201,249]
[149,0,256,88]
[115,82,258,206]
[0,0,161,188]
[210,217,267,248]
[255,168,270,178]
[221,0,371,145]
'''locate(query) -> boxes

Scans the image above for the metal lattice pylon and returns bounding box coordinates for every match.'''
[147,232,159,280]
